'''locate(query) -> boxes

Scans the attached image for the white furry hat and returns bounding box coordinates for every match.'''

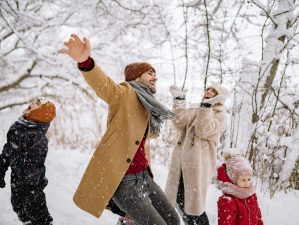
[204,83,230,105]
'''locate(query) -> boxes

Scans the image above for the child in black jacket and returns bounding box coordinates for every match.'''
[0,97,56,225]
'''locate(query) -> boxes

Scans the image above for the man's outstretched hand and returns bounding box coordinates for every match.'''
[59,34,91,63]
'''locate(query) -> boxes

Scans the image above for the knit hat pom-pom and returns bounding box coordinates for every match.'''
[223,148,241,161]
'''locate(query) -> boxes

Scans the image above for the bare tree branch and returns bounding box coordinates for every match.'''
[203,0,211,89]
[0,60,37,93]
[251,0,278,27]
[181,0,189,90]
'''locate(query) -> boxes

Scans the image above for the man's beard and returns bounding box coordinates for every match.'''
[138,80,156,94]
[137,80,156,94]
[148,85,156,94]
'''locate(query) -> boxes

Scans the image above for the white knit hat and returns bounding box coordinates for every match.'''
[203,83,230,105]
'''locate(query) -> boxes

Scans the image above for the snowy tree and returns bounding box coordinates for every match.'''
[229,0,299,195]
[0,0,167,149]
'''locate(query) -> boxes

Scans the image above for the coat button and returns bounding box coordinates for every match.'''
[135,141,140,145]
[177,141,181,145]
[126,158,131,163]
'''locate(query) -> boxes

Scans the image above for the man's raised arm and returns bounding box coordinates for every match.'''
[59,34,125,104]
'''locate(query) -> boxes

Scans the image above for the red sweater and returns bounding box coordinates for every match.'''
[78,58,149,175]
[125,138,148,175]
[217,164,264,225]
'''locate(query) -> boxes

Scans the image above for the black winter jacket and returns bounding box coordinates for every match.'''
[0,117,50,190]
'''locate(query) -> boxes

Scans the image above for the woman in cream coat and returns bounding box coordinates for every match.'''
[165,84,229,225]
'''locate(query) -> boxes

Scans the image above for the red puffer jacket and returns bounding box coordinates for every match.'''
[217,164,264,225]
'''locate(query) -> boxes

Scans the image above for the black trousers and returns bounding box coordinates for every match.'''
[11,187,53,225]
[112,170,180,225]
[176,173,209,225]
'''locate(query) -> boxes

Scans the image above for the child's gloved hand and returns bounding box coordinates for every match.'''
[0,175,5,188]
[107,199,126,217]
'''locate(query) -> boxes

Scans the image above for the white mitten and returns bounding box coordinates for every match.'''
[202,95,223,106]
[169,85,187,99]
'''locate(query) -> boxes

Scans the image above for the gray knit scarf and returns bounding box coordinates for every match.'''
[129,81,174,135]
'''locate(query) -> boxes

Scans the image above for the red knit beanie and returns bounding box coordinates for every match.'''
[24,100,56,123]
[124,62,155,81]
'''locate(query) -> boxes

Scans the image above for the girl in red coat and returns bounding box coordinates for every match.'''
[217,151,263,225]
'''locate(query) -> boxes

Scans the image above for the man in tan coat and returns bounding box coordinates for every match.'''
[165,84,229,225]
[60,34,180,225]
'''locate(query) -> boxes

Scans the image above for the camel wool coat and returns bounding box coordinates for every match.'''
[165,100,227,216]
[73,64,151,218]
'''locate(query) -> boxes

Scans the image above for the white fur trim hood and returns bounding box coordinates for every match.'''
[204,83,230,105]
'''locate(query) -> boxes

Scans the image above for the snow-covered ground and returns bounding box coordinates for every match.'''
[1,148,299,225]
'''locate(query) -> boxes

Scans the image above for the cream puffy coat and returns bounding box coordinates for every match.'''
[165,100,228,215]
